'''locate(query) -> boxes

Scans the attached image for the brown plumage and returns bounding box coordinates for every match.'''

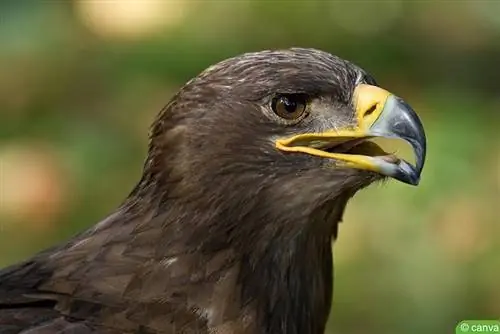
[0,48,426,334]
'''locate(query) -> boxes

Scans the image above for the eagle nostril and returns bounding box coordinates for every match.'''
[363,103,378,119]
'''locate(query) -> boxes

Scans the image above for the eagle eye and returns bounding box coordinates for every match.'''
[271,94,308,121]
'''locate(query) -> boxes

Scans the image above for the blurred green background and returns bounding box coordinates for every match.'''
[0,1,499,333]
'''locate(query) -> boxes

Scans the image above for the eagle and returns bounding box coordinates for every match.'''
[0,48,426,334]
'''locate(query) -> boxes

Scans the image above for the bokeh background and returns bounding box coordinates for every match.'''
[0,1,499,333]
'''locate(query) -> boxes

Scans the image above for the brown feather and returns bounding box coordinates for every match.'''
[0,48,381,334]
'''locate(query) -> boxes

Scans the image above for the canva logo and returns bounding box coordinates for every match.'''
[456,320,500,333]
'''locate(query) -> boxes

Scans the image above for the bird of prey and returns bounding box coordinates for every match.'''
[0,48,426,334]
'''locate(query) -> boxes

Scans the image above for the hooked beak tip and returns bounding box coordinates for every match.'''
[367,95,427,186]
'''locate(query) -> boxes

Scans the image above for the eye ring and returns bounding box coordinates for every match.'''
[271,94,309,121]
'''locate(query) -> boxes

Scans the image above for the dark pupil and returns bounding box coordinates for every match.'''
[281,97,297,113]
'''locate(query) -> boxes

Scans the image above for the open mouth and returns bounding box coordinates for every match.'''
[322,138,400,164]
[278,135,403,169]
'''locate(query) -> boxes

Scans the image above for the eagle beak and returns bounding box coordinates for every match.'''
[275,84,427,185]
